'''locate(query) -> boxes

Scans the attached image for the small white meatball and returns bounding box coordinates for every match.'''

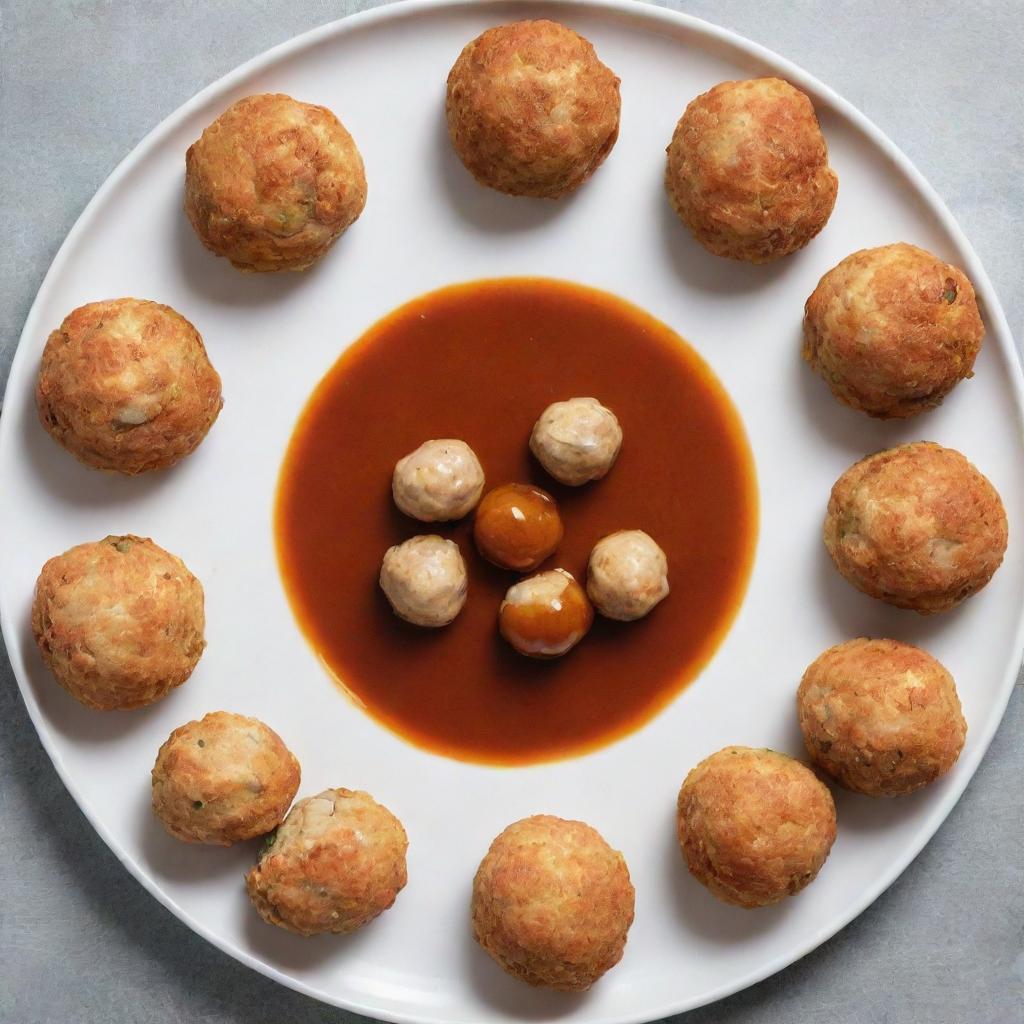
[587,530,669,621]
[392,439,485,522]
[530,397,623,486]
[379,536,467,627]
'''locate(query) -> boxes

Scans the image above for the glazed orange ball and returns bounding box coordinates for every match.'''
[473,483,563,571]
[499,569,593,658]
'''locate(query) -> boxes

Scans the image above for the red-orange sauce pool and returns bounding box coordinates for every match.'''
[276,278,757,765]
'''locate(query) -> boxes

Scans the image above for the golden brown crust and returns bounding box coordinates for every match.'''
[803,243,984,418]
[151,712,300,844]
[676,747,836,908]
[797,639,966,797]
[446,20,620,198]
[823,442,1008,613]
[36,298,222,474]
[245,788,407,936]
[665,77,837,262]
[472,814,634,991]
[185,93,366,272]
[31,536,205,710]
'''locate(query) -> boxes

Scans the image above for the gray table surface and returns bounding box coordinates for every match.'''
[1,2,1022,1022]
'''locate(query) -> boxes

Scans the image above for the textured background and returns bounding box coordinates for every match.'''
[1,2,1021,1022]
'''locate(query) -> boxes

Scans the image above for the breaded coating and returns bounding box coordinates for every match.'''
[666,78,837,262]
[472,814,634,991]
[245,788,408,936]
[36,298,222,474]
[31,536,205,710]
[446,20,621,198]
[677,746,836,908]
[530,397,622,486]
[824,442,1007,613]
[392,439,485,522]
[803,243,984,418]
[152,712,300,844]
[798,639,966,797]
[185,93,366,272]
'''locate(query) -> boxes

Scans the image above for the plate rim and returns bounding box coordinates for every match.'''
[2,0,1022,1021]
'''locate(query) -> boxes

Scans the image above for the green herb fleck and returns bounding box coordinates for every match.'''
[197,739,205,748]
[192,800,204,810]
[943,288,957,303]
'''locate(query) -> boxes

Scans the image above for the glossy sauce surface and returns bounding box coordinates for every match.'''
[276,279,757,765]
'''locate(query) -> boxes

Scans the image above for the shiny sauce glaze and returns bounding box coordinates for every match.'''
[276,278,757,765]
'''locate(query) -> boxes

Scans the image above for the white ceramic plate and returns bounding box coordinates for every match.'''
[2,1,1022,1021]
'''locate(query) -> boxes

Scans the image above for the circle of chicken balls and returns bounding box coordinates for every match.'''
[803,243,984,419]
[31,535,205,710]
[677,746,836,908]
[446,20,621,199]
[393,439,485,522]
[666,77,837,263]
[151,711,300,845]
[530,397,622,485]
[246,787,408,935]
[185,92,366,272]
[36,298,223,475]
[31,39,1009,970]
[824,442,1007,614]
[798,639,966,797]
[472,815,635,991]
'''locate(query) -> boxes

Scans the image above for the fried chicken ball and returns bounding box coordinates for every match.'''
[472,814,634,991]
[151,712,300,845]
[499,568,593,658]
[246,788,407,936]
[31,536,205,710]
[379,535,467,627]
[446,20,621,198]
[530,397,623,486]
[473,483,563,571]
[587,530,669,621]
[803,243,985,418]
[185,93,367,272]
[392,439,485,522]
[666,77,837,262]
[36,299,222,474]
[798,639,967,797]
[824,442,1008,613]
[677,746,836,908]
